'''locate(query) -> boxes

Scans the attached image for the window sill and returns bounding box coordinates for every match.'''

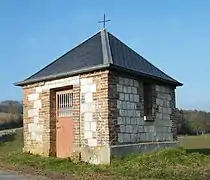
[144,115,155,121]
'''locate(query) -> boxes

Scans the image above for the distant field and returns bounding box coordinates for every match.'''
[0,112,21,130]
[178,134,210,155]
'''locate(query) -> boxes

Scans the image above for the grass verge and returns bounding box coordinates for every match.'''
[0,130,210,180]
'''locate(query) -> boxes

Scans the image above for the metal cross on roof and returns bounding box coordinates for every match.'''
[98,13,111,29]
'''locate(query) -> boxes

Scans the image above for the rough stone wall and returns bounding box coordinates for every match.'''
[22,71,109,160]
[108,72,177,145]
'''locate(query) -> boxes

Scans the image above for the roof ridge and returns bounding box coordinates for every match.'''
[100,28,113,65]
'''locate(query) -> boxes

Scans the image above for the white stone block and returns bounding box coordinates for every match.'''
[84,131,92,139]
[81,103,95,113]
[117,100,122,109]
[85,93,93,103]
[138,126,143,133]
[88,139,97,146]
[165,100,170,108]
[133,125,138,133]
[28,109,39,118]
[119,93,125,100]
[127,110,133,117]
[123,86,128,93]
[117,117,123,125]
[28,93,39,101]
[124,78,129,85]
[119,109,125,116]
[117,84,123,92]
[86,77,93,84]
[84,112,93,122]
[124,94,129,101]
[148,126,155,133]
[81,85,88,93]
[125,117,130,124]
[122,117,126,124]
[34,100,42,109]
[124,110,128,117]
[133,80,139,87]
[126,125,132,133]
[157,92,165,100]
[134,95,139,102]
[36,135,43,142]
[130,118,136,125]
[118,133,124,143]
[130,102,135,109]
[81,84,96,93]
[129,79,134,86]
[168,133,173,141]
[90,84,96,92]
[80,78,86,85]
[122,101,126,109]
[36,87,42,93]
[130,134,137,142]
[119,77,124,84]
[123,134,131,142]
[126,102,131,109]
[42,85,49,91]
[120,125,126,133]
[158,106,163,113]
[33,117,39,123]
[31,132,36,140]
[74,78,80,85]
[127,87,132,93]
[155,85,160,92]
[135,110,141,117]
[81,78,92,85]
[84,122,91,131]
[90,122,97,131]
[163,114,170,120]
[129,94,134,102]
[36,124,43,133]
[137,118,144,125]
[131,87,137,94]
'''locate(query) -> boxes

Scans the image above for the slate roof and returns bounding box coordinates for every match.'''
[15,29,182,86]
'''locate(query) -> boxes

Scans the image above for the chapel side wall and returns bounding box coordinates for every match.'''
[108,71,177,145]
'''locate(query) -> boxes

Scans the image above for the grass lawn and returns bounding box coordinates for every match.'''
[0,130,210,180]
[178,134,210,155]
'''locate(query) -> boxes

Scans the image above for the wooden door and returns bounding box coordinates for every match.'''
[56,90,74,158]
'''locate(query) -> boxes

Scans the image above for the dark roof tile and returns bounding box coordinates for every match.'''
[15,29,182,86]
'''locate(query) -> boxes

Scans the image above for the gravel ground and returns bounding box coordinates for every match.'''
[0,171,48,180]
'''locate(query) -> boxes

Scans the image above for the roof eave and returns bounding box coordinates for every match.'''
[109,64,183,87]
[14,64,111,87]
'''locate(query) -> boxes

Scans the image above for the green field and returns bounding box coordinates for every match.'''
[1,131,210,180]
[178,134,210,155]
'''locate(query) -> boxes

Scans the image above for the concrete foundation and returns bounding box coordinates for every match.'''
[111,141,178,158]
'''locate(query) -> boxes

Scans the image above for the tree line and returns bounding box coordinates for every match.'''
[177,109,210,135]
[0,100,23,130]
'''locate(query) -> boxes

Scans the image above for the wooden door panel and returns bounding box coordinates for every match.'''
[56,90,74,158]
